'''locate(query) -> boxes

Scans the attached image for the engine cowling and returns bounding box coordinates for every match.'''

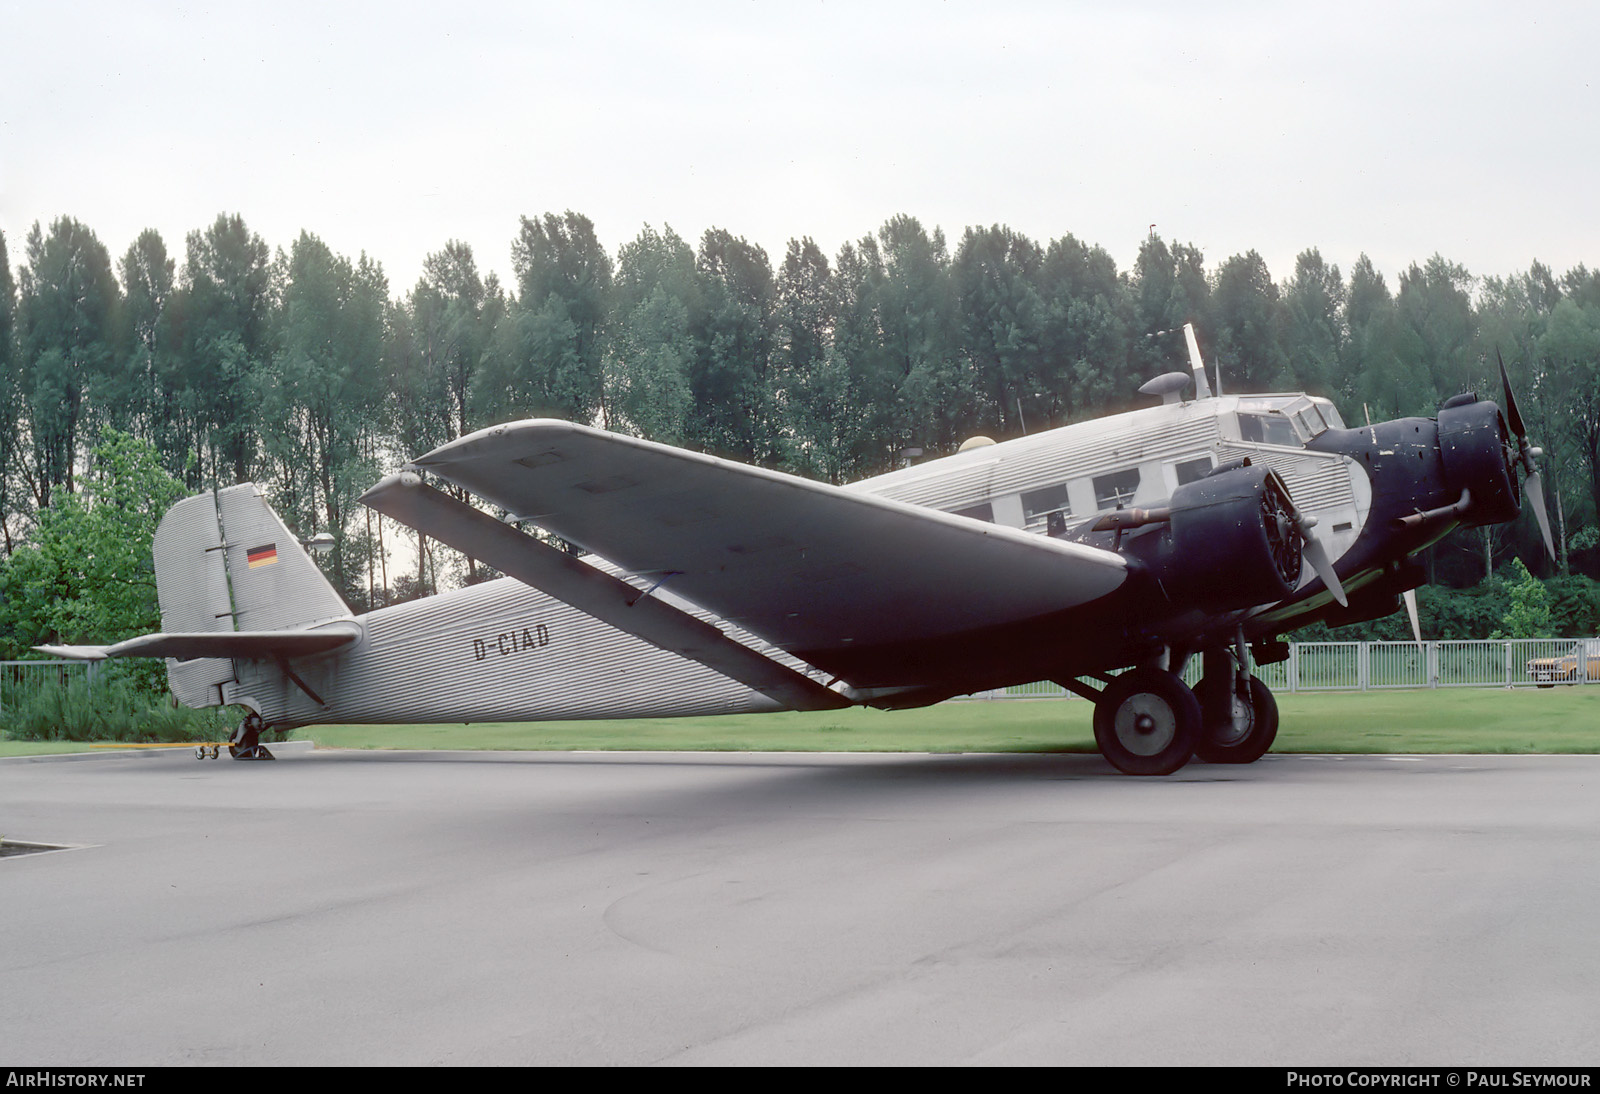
[1162,465,1301,612]
[1437,398,1519,526]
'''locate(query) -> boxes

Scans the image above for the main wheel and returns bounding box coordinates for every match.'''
[1193,675,1279,764]
[1093,667,1202,776]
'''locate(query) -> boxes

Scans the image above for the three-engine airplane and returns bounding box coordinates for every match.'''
[42,330,1552,774]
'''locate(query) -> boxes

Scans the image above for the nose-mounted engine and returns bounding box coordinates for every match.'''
[1400,353,1553,554]
[1437,395,1520,527]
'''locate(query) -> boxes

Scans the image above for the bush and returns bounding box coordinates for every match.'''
[0,676,238,743]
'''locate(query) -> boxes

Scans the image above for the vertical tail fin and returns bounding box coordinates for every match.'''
[152,484,348,706]
[211,484,348,631]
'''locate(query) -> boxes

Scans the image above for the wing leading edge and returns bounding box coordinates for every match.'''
[383,420,1129,688]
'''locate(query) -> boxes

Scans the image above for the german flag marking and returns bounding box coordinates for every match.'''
[246,543,278,569]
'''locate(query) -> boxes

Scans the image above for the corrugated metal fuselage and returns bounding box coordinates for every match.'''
[227,576,790,728]
[220,392,1371,728]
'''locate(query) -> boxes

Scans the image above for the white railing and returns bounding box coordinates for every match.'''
[4,643,1595,713]
[0,660,95,716]
[968,638,1599,699]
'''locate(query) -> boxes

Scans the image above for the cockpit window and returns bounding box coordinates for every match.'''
[1293,404,1329,438]
[1312,400,1345,430]
[1238,412,1300,447]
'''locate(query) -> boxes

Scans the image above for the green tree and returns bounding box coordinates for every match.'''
[0,430,184,678]
[953,224,1045,438]
[1210,250,1287,393]
[114,230,183,470]
[483,211,613,424]
[0,227,23,554]
[773,237,865,483]
[690,228,777,461]
[1492,557,1553,638]
[175,213,275,487]
[389,240,502,591]
[1131,234,1210,380]
[1280,250,1346,401]
[871,216,960,454]
[605,225,699,443]
[1036,233,1131,424]
[1540,294,1600,544]
[829,236,895,474]
[1345,254,1410,422]
[1391,255,1475,416]
[18,217,121,506]
[260,233,388,597]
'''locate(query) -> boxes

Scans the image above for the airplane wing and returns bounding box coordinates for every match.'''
[386,420,1129,689]
[36,621,362,661]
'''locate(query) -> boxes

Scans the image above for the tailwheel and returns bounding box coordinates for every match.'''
[1193,674,1279,764]
[1092,667,1202,776]
[227,711,275,761]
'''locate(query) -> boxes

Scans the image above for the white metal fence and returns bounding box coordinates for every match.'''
[0,660,96,716]
[3,642,1596,713]
[969,638,1600,699]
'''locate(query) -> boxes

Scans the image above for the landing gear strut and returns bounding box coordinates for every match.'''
[1092,667,1202,776]
[1193,647,1278,764]
[228,711,275,761]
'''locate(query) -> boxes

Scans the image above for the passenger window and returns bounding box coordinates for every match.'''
[1174,458,1213,486]
[1093,469,1141,508]
[1021,484,1069,529]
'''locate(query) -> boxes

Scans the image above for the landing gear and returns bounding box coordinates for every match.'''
[1092,667,1202,776]
[1193,646,1278,764]
[227,711,275,761]
[1193,674,1278,764]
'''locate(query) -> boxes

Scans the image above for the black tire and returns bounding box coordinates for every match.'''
[228,716,261,760]
[1193,675,1279,764]
[1093,667,1202,776]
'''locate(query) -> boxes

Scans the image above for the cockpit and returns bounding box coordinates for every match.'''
[1234,395,1344,448]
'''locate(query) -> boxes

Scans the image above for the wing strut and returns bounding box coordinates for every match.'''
[361,474,851,712]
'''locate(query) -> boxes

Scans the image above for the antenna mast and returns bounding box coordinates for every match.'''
[1183,323,1214,399]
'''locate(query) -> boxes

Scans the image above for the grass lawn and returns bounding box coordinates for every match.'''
[4,686,1595,758]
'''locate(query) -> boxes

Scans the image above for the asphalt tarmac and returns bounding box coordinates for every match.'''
[3,746,1598,1066]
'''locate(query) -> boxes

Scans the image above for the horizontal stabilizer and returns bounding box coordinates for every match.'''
[34,645,113,661]
[36,621,361,663]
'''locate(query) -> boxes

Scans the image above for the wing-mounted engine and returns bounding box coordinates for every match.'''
[1089,462,1346,614]
[1164,464,1302,610]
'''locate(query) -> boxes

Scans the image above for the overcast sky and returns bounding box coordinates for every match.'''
[2,0,1595,296]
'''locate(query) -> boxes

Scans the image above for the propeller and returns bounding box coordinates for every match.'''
[1497,351,1556,560]
[1296,513,1348,607]
[1402,588,1422,645]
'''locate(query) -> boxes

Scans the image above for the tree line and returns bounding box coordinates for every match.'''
[2,210,1598,635]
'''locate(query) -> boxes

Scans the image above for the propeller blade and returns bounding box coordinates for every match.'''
[1497,349,1527,442]
[1524,470,1556,560]
[1403,589,1422,645]
[1299,521,1348,607]
[1497,348,1556,559]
